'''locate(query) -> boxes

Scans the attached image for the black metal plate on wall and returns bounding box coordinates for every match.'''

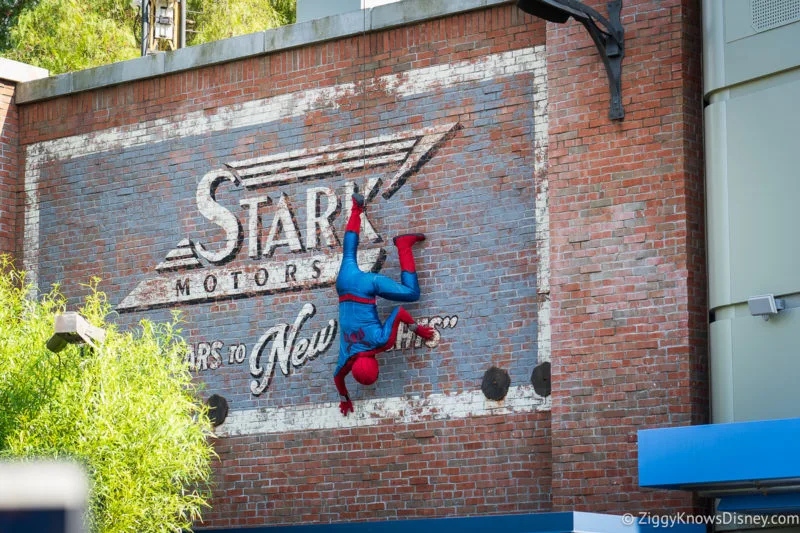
[481,366,511,401]
[207,394,229,427]
[531,362,551,397]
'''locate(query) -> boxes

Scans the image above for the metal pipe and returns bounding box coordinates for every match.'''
[141,0,149,56]
[179,0,186,48]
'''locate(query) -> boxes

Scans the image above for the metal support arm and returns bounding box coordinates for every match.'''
[517,0,625,120]
[579,1,624,119]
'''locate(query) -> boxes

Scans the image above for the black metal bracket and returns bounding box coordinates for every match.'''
[579,0,625,120]
[516,0,625,120]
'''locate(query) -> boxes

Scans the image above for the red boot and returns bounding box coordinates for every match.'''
[393,233,425,273]
[345,194,365,233]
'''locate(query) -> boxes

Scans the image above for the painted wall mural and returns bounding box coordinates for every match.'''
[23,46,549,432]
[117,124,457,311]
[185,308,460,390]
[113,121,461,399]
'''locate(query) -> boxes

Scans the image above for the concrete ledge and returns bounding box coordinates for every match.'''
[264,9,368,52]
[0,58,49,84]
[71,52,165,94]
[372,0,499,28]
[164,31,265,73]
[16,0,514,104]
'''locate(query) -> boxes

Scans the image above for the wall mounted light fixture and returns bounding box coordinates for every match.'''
[517,0,625,120]
[748,294,785,321]
[46,312,107,353]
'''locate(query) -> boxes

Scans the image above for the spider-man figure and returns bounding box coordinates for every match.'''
[334,193,435,416]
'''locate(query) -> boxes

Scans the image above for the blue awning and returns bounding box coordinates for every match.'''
[638,417,800,492]
[199,512,704,533]
[717,494,800,514]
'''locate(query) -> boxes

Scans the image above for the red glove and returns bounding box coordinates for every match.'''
[414,325,436,340]
[339,399,354,417]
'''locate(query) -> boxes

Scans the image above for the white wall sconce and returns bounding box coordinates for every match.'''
[748,294,785,321]
[46,312,107,353]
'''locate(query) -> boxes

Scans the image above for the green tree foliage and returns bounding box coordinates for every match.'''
[1,0,295,74]
[188,0,294,45]
[2,0,140,74]
[0,257,215,533]
[0,0,36,49]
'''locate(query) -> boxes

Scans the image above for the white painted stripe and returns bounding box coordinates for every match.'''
[26,47,544,162]
[165,247,196,260]
[228,133,418,169]
[216,385,546,437]
[23,46,545,290]
[242,153,407,188]
[155,257,201,271]
[532,42,550,364]
[22,155,39,293]
[233,141,416,178]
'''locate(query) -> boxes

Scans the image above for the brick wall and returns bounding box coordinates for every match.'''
[0,80,18,260]
[544,0,707,514]
[14,0,707,528]
[18,5,556,528]
[203,413,551,528]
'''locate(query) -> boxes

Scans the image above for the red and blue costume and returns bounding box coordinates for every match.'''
[335,194,434,416]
